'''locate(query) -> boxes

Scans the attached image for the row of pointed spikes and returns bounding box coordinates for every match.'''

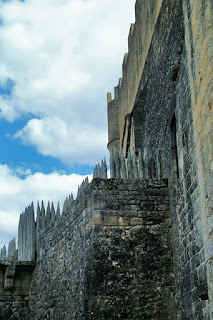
[61,176,90,215]
[4,176,91,261]
[37,200,60,230]
[62,193,74,215]
[77,176,89,198]
[25,177,90,228]
[0,245,6,260]
[19,202,35,232]
[19,177,91,234]
[0,238,16,261]
[18,201,61,234]
[110,148,161,180]
[19,202,35,220]
[93,158,107,179]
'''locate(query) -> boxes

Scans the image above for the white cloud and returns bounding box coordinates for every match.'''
[0,0,135,164]
[14,116,108,164]
[0,163,92,249]
[0,0,135,251]
[14,166,32,176]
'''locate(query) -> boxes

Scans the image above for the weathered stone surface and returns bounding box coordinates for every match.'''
[23,179,173,320]
[0,0,212,318]
[0,262,35,320]
[107,0,213,318]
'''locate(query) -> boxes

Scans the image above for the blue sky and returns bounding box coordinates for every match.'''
[0,116,95,175]
[0,0,135,249]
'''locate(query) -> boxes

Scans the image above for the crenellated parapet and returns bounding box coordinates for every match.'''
[0,146,163,265]
[92,146,162,181]
[77,176,90,198]
[0,175,92,263]
[93,158,107,179]
[108,148,162,180]
[107,0,164,151]
[27,178,173,319]
[62,194,74,215]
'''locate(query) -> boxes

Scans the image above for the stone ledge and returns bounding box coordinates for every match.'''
[0,262,36,294]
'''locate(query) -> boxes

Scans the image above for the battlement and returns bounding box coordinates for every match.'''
[0,169,173,319]
[1,150,163,265]
[107,0,164,150]
[14,178,173,319]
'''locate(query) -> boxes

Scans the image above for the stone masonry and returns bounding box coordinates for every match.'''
[0,0,212,318]
[28,179,173,320]
[0,178,173,320]
[107,0,213,318]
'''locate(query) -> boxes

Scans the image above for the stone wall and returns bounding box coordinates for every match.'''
[84,179,173,320]
[128,0,209,318]
[107,0,164,150]
[183,0,213,314]
[107,0,213,318]
[0,1,212,319]
[27,179,173,320]
[0,262,35,320]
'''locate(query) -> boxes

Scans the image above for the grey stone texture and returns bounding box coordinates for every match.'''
[0,262,35,320]
[0,179,174,320]
[107,0,213,318]
[131,1,209,318]
[27,179,173,320]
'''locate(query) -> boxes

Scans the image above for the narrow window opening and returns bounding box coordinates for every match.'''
[170,115,179,181]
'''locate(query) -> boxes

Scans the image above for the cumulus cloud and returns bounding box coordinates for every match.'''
[14,116,107,164]
[0,0,135,164]
[0,163,92,249]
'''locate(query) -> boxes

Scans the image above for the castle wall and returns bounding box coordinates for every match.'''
[107,0,213,318]
[183,1,213,314]
[0,1,212,319]
[28,188,93,319]
[107,0,164,150]
[27,179,173,320]
[129,2,209,317]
